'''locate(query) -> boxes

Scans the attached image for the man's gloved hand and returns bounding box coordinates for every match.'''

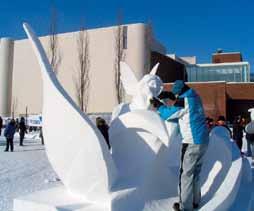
[150,97,163,108]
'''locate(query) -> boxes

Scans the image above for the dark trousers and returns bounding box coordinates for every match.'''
[20,132,25,146]
[236,139,243,152]
[0,128,2,136]
[41,135,44,145]
[5,138,14,151]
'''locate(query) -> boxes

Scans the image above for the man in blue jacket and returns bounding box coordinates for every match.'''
[4,119,16,152]
[151,80,209,211]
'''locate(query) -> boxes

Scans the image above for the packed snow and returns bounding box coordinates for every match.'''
[0,130,253,211]
[0,131,60,211]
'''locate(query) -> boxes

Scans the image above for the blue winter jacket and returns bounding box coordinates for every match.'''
[4,123,16,139]
[158,89,209,145]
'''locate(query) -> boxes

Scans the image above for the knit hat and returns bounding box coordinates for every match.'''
[172,80,185,95]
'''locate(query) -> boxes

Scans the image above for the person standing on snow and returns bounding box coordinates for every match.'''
[232,115,244,153]
[150,80,209,211]
[96,117,110,149]
[4,119,16,152]
[19,117,27,146]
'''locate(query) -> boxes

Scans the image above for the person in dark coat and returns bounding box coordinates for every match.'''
[4,119,16,152]
[15,118,19,132]
[206,117,214,133]
[0,116,3,136]
[233,115,244,152]
[39,127,44,145]
[19,117,27,146]
[96,117,110,149]
[216,115,232,137]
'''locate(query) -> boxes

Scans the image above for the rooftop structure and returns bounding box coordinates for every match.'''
[186,62,250,82]
[170,51,251,83]
[212,51,242,63]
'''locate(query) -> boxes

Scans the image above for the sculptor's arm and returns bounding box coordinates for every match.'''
[157,98,187,121]
[157,105,182,120]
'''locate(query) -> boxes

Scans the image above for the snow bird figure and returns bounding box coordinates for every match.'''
[111,62,163,120]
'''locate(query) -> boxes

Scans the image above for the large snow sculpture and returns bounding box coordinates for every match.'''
[20,23,175,210]
[15,23,248,211]
[23,23,118,203]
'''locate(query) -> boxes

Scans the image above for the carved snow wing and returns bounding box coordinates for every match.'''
[23,23,118,202]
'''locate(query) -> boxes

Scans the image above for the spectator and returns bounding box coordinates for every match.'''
[96,117,110,149]
[39,127,44,145]
[206,117,214,132]
[15,118,19,132]
[233,115,244,153]
[19,117,27,146]
[151,81,209,211]
[216,115,232,137]
[4,119,16,152]
[0,116,3,136]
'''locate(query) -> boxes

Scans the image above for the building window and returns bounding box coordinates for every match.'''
[123,26,128,49]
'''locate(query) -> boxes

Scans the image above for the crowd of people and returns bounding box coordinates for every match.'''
[0,116,44,152]
[205,114,254,158]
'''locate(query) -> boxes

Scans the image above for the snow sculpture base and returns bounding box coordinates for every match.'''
[13,185,179,211]
[13,185,107,211]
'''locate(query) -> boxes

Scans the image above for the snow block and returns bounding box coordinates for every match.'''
[13,185,107,211]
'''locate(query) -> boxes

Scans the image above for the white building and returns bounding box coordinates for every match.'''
[0,23,166,117]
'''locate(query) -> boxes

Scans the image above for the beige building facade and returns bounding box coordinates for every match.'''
[0,23,166,117]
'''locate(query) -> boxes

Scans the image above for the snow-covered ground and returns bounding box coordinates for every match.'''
[0,130,253,211]
[0,132,60,211]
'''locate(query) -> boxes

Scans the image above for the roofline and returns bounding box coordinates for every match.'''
[189,61,249,67]
[164,81,254,85]
[15,22,147,41]
[212,52,242,55]
[164,81,227,85]
[226,82,254,84]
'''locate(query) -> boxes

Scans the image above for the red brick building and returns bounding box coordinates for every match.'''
[164,82,254,122]
[212,52,242,63]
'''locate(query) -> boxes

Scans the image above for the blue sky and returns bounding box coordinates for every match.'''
[1,0,254,69]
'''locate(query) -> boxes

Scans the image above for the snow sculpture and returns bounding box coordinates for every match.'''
[22,23,174,209]
[23,23,118,203]
[111,62,163,120]
[109,62,179,184]
[200,126,242,210]
[17,23,247,211]
[245,108,254,133]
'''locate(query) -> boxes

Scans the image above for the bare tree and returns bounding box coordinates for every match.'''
[114,12,125,104]
[48,5,61,74]
[74,22,90,112]
[11,97,18,118]
[144,21,153,73]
